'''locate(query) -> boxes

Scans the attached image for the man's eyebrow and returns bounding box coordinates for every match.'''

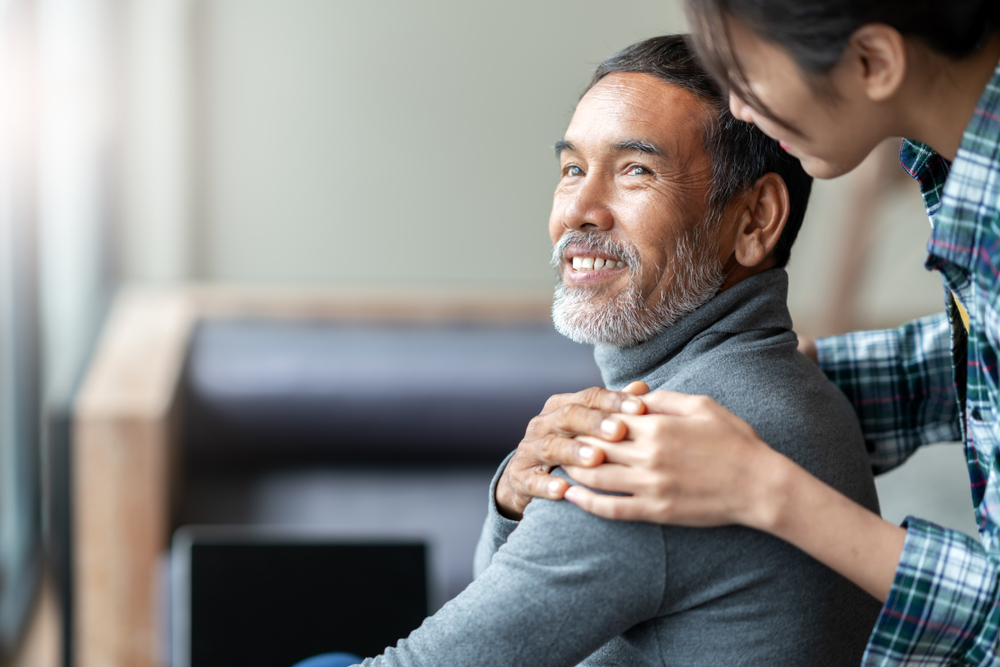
[554,138,665,158]
[614,139,665,157]
[554,139,576,157]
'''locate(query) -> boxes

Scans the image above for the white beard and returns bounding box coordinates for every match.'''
[551,226,725,348]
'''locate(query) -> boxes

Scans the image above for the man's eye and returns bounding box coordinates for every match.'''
[626,165,651,176]
[563,164,583,177]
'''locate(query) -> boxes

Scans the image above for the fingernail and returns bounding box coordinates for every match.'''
[578,445,596,463]
[622,397,643,414]
[548,480,563,496]
[600,418,620,437]
[564,487,581,503]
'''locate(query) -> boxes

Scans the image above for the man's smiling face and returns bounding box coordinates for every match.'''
[550,71,726,347]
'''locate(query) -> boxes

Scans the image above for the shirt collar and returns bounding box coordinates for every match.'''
[899,138,950,226]
[900,53,1000,273]
[593,269,791,390]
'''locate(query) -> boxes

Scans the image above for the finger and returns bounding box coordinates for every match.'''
[522,472,571,501]
[575,436,656,470]
[622,381,650,397]
[536,433,605,467]
[563,462,648,494]
[575,386,646,415]
[580,439,656,466]
[550,403,628,442]
[612,412,685,440]
[563,486,651,522]
[576,433,625,448]
[498,466,572,519]
[631,391,716,417]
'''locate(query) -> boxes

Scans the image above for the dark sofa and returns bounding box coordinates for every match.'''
[179,318,603,607]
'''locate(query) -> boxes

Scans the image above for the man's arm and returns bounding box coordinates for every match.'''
[472,452,518,578]
[358,493,666,667]
[474,384,649,577]
[815,312,960,473]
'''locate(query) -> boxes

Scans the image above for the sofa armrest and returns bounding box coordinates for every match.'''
[73,288,195,667]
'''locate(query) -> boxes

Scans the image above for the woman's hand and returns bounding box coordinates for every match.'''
[562,390,784,529]
[495,382,649,520]
[798,336,818,363]
[562,389,906,602]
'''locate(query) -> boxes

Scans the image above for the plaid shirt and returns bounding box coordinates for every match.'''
[816,55,1000,666]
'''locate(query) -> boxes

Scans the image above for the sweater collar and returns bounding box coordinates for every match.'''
[593,268,792,390]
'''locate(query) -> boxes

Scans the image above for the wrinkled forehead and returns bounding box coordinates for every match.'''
[566,72,711,159]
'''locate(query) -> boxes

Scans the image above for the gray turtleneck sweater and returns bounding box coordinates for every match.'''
[357,269,882,667]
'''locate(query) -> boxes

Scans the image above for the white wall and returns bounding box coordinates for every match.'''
[191,0,688,289]
[132,0,944,330]
[120,0,194,283]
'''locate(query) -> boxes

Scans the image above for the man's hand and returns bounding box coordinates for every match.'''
[495,382,649,520]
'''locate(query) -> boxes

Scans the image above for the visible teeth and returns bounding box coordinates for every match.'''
[569,256,628,271]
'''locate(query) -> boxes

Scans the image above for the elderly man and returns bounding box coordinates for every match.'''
[301,34,881,667]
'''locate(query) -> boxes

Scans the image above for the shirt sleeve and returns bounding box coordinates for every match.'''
[472,451,519,579]
[815,312,961,474]
[358,492,667,667]
[865,518,1000,666]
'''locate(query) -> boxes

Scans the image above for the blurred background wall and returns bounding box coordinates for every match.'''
[124,0,946,322]
[0,0,974,664]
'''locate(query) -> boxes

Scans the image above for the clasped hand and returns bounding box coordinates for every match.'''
[497,386,780,530]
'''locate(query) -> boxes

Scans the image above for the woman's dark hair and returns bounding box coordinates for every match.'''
[585,35,813,269]
[686,0,1000,123]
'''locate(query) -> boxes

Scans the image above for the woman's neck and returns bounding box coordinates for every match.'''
[898,31,1000,161]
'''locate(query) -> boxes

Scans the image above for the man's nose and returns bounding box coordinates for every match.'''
[560,177,614,232]
[729,90,754,124]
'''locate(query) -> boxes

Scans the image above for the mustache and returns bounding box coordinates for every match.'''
[550,231,641,276]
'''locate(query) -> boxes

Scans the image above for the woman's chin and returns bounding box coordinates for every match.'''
[798,153,858,180]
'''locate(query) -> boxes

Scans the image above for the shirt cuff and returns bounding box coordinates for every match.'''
[864,517,1000,666]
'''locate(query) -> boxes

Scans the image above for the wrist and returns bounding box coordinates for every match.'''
[495,475,523,521]
[742,448,796,534]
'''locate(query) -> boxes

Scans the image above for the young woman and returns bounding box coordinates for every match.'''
[501,2,1000,664]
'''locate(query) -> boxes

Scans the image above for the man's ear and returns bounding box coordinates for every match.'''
[733,172,789,269]
[843,23,908,103]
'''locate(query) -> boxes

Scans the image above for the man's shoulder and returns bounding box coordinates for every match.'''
[652,339,877,509]
[654,336,856,438]
[652,328,822,403]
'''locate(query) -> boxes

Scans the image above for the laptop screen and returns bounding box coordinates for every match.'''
[172,528,428,667]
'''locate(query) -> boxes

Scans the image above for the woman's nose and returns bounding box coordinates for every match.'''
[729,90,754,124]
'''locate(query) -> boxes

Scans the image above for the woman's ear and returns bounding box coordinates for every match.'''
[733,172,789,269]
[844,23,908,103]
